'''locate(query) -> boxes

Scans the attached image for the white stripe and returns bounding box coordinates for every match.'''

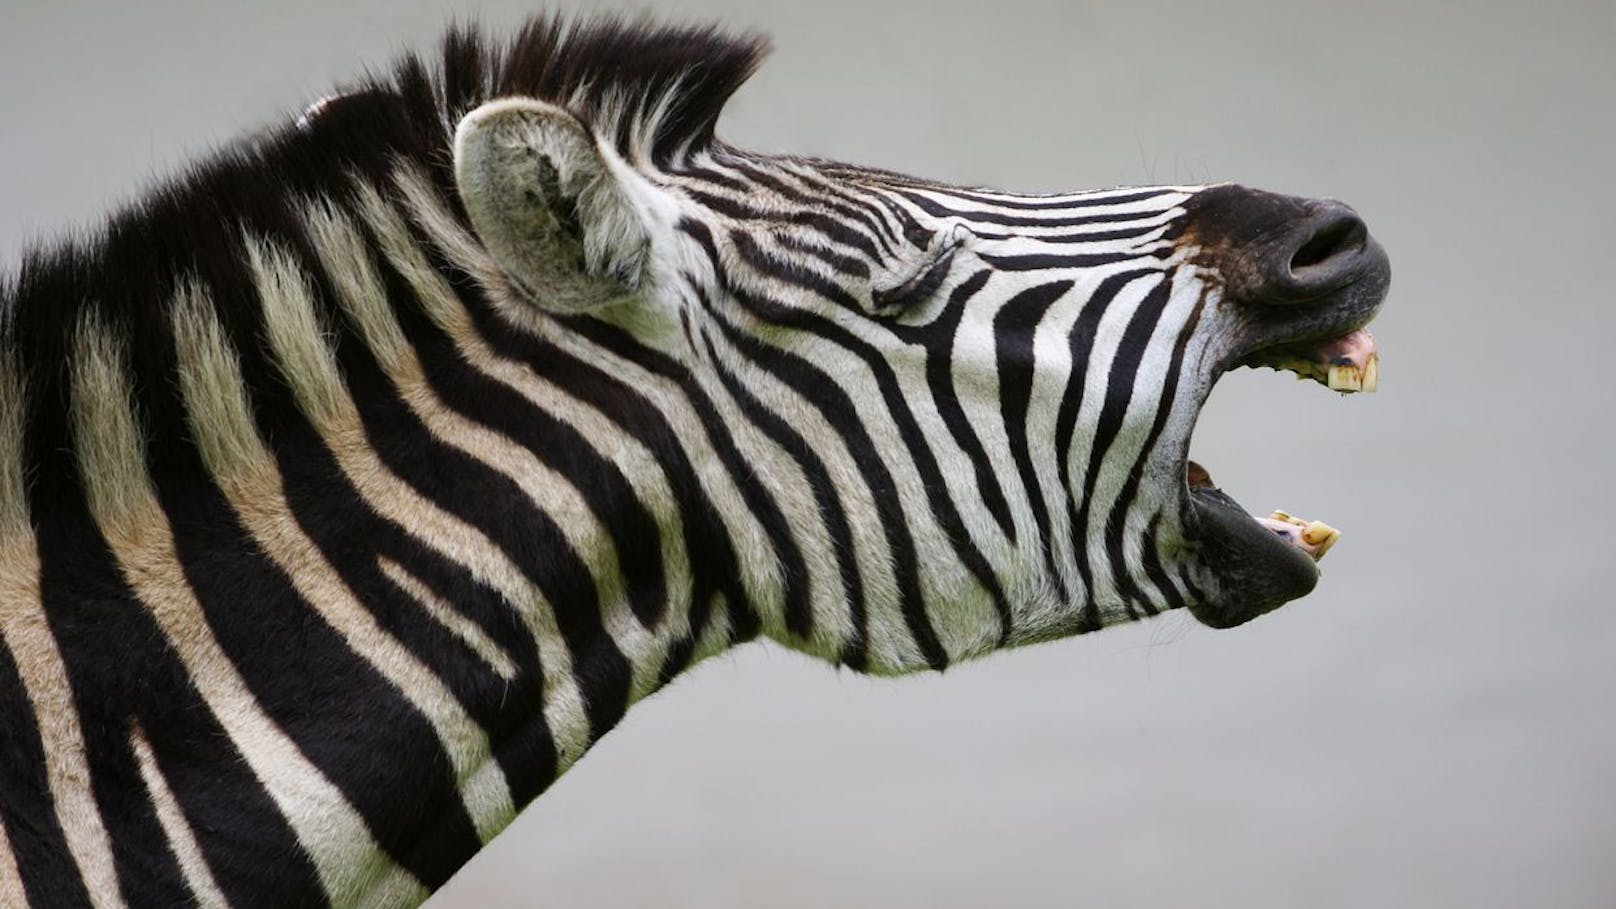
[69,312,423,906]
[128,724,228,909]
[1,358,126,908]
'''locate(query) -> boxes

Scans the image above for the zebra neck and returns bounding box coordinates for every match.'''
[0,166,766,904]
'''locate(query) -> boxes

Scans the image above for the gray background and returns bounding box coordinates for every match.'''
[4,1,1613,906]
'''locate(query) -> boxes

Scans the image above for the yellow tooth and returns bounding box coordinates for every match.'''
[1327,363,1363,392]
[1360,354,1379,394]
[1302,521,1339,547]
[1268,510,1309,528]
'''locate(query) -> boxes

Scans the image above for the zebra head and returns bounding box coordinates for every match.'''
[448,84,1388,673]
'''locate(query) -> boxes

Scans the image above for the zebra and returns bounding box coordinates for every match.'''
[0,13,1390,909]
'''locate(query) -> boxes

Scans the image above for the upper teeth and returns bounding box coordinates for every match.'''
[1327,352,1379,394]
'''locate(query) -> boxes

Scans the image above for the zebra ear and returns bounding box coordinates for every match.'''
[453,98,656,312]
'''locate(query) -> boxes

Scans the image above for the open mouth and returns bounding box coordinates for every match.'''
[1180,327,1381,628]
[1161,183,1390,627]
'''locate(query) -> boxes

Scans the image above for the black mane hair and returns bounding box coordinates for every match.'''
[446,15,771,163]
[1,12,770,432]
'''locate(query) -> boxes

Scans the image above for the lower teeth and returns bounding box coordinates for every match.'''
[1260,511,1341,561]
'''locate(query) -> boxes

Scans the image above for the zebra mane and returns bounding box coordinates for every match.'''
[429,15,771,164]
[0,13,769,416]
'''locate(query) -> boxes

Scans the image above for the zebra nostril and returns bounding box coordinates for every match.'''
[1291,217,1363,271]
[1283,207,1368,299]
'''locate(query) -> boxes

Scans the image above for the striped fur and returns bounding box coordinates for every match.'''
[0,14,1349,908]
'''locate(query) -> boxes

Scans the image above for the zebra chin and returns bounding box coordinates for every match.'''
[1182,485,1323,628]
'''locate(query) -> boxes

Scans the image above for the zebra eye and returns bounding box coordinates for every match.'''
[871,240,961,312]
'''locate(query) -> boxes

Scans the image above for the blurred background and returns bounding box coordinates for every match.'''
[4,1,1612,906]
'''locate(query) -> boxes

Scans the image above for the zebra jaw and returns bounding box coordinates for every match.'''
[1181,327,1378,626]
[1182,480,1328,629]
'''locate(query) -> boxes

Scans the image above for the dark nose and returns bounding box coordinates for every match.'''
[1176,185,1387,306]
[1275,203,1370,302]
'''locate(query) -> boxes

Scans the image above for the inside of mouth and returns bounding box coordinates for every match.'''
[1187,328,1379,564]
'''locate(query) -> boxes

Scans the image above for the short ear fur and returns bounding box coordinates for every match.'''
[453,98,656,312]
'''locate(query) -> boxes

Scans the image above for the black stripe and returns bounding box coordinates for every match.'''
[252,268,567,822]
[800,176,913,253]
[980,251,1143,271]
[24,460,188,907]
[362,231,637,745]
[321,273,563,810]
[667,162,757,196]
[1070,276,1175,628]
[726,160,899,258]
[1102,288,1204,615]
[882,269,1017,543]
[704,297,948,668]
[700,325,869,666]
[898,189,1179,227]
[967,222,1172,247]
[684,188,883,261]
[149,289,479,893]
[731,230,862,308]
[449,261,761,682]
[872,246,957,312]
[774,233,872,280]
[33,541,197,909]
[993,280,1076,600]
[1052,269,1160,617]
[258,365,535,753]
[703,221,1011,659]
[11,246,327,905]
[396,277,672,635]
[685,224,942,661]
[138,701,331,907]
[850,186,936,249]
[554,312,778,647]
